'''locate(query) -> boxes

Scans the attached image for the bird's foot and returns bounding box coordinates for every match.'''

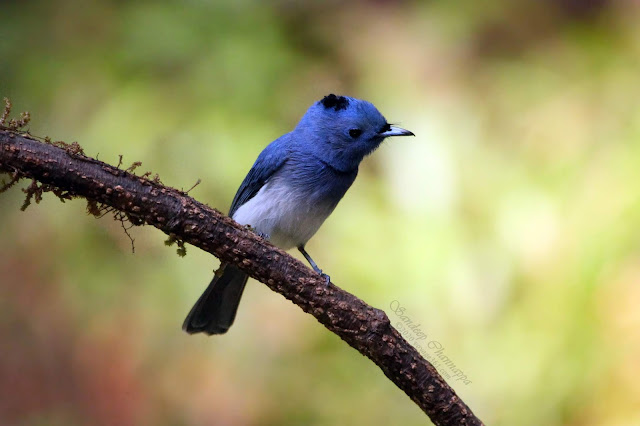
[245,225,270,240]
[320,272,330,286]
[311,263,331,287]
[297,245,330,286]
[312,267,330,286]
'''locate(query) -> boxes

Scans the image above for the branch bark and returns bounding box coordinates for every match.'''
[0,129,484,426]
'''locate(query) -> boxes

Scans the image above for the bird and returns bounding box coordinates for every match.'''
[183,94,414,335]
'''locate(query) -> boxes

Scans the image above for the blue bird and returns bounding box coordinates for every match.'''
[183,94,414,335]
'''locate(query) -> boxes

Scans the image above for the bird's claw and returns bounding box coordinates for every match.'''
[320,272,330,286]
[244,225,269,240]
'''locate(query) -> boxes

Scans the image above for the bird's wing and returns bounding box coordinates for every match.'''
[229,136,289,217]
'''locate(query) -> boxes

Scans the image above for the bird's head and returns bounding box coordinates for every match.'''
[294,94,414,171]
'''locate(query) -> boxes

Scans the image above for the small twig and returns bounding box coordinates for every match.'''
[1,98,12,126]
[115,211,136,253]
[185,178,201,194]
[0,170,21,193]
[126,161,142,173]
[21,180,42,211]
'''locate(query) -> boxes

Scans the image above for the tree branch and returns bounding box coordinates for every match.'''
[0,129,483,426]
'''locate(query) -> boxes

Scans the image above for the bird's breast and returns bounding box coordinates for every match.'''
[231,159,357,249]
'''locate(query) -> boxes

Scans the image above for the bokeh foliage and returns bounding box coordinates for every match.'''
[2,1,640,425]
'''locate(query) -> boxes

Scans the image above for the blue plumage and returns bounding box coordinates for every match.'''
[228,136,288,217]
[184,94,413,335]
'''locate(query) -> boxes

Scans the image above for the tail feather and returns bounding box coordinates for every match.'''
[183,264,249,335]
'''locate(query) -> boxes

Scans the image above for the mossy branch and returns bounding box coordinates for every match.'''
[0,128,483,426]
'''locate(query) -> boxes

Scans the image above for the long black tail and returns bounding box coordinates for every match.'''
[182,263,249,335]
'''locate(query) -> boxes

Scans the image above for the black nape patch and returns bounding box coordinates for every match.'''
[320,94,349,111]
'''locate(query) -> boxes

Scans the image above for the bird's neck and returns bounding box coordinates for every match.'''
[297,143,364,174]
[315,156,359,175]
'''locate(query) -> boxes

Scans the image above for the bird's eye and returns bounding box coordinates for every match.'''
[349,128,362,138]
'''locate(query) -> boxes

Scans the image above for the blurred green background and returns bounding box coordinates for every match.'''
[1,1,640,425]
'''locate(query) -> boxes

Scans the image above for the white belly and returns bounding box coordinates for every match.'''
[231,178,335,250]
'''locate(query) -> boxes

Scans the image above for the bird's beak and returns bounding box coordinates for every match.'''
[379,125,414,138]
